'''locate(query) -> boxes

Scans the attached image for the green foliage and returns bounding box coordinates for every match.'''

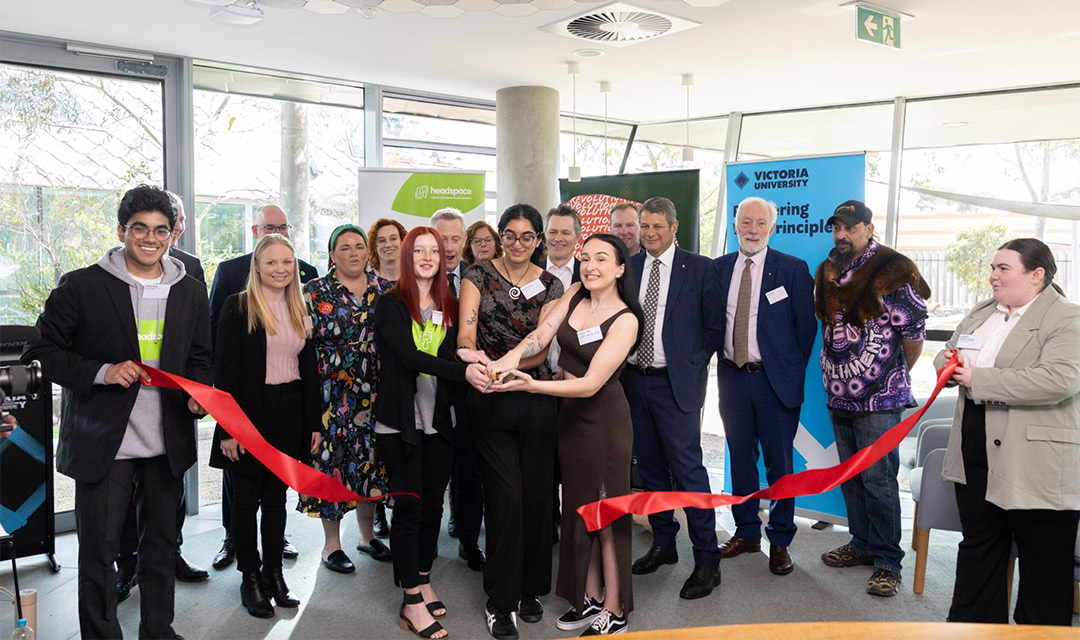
[944,222,1011,295]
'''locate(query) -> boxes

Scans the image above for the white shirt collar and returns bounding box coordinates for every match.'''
[546,256,574,272]
[646,242,677,269]
[738,246,768,267]
[994,292,1038,319]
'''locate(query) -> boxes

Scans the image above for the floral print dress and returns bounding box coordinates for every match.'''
[297,271,391,520]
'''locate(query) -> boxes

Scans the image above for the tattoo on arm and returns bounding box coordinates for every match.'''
[467,309,477,326]
[522,338,538,358]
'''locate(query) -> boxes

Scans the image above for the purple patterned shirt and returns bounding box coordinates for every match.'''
[820,241,927,414]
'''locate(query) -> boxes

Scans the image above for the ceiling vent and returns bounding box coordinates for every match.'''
[540,2,700,47]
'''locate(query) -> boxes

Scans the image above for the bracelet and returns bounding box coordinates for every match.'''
[456,345,470,350]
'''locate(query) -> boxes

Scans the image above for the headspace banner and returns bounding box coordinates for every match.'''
[559,169,700,253]
[358,168,486,230]
[723,152,865,525]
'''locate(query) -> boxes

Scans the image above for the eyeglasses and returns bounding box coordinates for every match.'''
[500,232,538,247]
[471,237,495,246]
[124,223,173,241]
[259,224,293,234]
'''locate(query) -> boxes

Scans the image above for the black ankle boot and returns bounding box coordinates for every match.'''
[240,571,274,618]
[262,569,300,608]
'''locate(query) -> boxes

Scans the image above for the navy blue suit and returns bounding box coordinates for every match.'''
[624,245,724,567]
[715,247,816,546]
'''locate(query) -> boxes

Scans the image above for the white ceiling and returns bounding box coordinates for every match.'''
[1,0,1078,123]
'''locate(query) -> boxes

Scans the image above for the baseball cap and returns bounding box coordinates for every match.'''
[828,200,872,227]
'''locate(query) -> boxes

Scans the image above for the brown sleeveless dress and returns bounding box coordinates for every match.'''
[555,288,635,615]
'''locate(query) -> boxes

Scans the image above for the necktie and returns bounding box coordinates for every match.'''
[448,271,458,297]
[733,257,753,367]
[638,258,662,368]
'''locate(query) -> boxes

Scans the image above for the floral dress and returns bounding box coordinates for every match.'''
[297,271,392,520]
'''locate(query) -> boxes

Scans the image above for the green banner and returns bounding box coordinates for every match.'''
[391,172,486,218]
[559,169,701,252]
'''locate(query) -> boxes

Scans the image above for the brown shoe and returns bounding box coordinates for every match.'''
[719,536,761,559]
[769,545,794,575]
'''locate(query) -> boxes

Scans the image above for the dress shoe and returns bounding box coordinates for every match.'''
[321,549,356,573]
[175,553,209,582]
[459,542,486,571]
[212,538,235,570]
[679,565,721,600]
[631,545,678,575]
[769,545,794,575]
[374,503,391,539]
[262,570,301,607]
[357,538,393,562]
[719,535,761,559]
[239,571,274,618]
[518,594,543,623]
[116,557,138,603]
[282,536,299,559]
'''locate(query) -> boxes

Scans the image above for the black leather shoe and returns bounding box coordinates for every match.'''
[212,538,235,570]
[459,542,486,571]
[719,535,761,559]
[282,537,299,560]
[116,557,138,603]
[357,538,392,562]
[679,565,721,600]
[240,571,274,618]
[321,549,355,573]
[631,545,678,575]
[769,545,794,576]
[262,570,300,608]
[175,553,209,582]
[373,503,390,539]
[518,595,543,623]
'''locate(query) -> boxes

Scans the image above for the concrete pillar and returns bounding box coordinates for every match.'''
[496,86,560,216]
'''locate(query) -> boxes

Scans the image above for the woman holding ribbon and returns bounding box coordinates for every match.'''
[936,237,1080,626]
[458,204,564,640]
[211,234,319,618]
[298,224,394,571]
[488,233,642,636]
[374,226,488,639]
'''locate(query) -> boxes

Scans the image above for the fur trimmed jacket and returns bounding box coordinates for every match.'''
[814,244,931,329]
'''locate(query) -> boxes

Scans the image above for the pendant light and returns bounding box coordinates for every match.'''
[568,62,581,182]
[682,73,695,163]
[600,81,612,175]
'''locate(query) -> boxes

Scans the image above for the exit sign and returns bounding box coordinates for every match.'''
[857,5,901,49]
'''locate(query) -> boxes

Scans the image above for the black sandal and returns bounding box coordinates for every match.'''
[417,574,446,619]
[399,592,447,638]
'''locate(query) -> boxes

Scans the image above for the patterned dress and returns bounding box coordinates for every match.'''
[297,271,392,520]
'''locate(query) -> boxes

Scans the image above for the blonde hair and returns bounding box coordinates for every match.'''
[243,234,311,338]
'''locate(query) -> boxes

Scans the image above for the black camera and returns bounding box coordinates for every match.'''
[1,326,44,433]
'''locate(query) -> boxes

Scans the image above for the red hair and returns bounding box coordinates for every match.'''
[396,226,458,329]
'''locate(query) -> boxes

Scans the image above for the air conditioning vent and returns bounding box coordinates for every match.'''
[541,2,699,47]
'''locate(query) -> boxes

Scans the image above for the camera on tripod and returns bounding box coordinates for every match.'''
[1,361,43,432]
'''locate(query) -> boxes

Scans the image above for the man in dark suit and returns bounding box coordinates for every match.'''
[714,197,817,576]
[624,197,725,599]
[168,191,204,284]
[207,204,318,569]
[23,184,213,639]
[432,207,487,572]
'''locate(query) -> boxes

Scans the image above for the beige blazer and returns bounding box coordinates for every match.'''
[934,286,1080,511]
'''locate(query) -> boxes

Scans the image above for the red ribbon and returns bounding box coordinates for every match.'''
[577,352,961,532]
[144,366,404,503]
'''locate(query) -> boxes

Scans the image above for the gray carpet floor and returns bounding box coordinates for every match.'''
[11,496,1072,640]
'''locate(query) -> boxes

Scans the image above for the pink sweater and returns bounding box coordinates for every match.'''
[265,301,304,384]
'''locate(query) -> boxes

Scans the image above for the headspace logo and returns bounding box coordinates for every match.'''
[415,185,430,199]
[430,187,473,197]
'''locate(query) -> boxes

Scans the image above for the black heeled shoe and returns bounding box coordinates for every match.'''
[399,591,446,638]
[240,571,274,618]
[262,569,300,608]
[374,502,391,539]
[417,573,446,619]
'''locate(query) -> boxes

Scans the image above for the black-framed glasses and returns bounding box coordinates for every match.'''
[124,223,173,241]
[500,232,538,247]
[259,224,293,234]
[471,236,495,246]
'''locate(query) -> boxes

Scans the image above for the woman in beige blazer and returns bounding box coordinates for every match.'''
[935,237,1080,626]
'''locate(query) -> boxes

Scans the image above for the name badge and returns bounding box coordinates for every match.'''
[142,284,171,299]
[765,286,788,304]
[957,334,984,350]
[432,310,444,325]
[577,326,603,345]
[520,279,545,300]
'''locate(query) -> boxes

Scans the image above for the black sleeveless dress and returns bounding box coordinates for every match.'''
[555,288,635,615]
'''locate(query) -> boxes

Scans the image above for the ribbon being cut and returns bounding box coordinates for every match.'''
[144,365,409,503]
[576,352,962,532]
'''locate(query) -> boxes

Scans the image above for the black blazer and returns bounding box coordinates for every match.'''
[170,247,205,285]
[209,252,318,345]
[22,264,213,483]
[209,293,320,472]
[373,292,468,449]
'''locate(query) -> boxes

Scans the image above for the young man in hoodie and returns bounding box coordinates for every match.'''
[23,184,213,639]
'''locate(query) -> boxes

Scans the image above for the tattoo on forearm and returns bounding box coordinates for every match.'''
[523,338,538,358]
[467,309,477,326]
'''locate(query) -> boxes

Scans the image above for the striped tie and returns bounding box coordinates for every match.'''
[638,258,662,368]
[733,257,753,368]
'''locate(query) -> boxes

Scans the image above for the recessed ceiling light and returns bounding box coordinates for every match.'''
[942,121,969,128]
[572,48,604,58]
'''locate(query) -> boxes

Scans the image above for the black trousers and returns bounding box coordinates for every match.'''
[948,400,1080,626]
[450,399,485,547]
[380,430,456,588]
[75,455,182,640]
[117,481,189,562]
[467,389,557,613]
